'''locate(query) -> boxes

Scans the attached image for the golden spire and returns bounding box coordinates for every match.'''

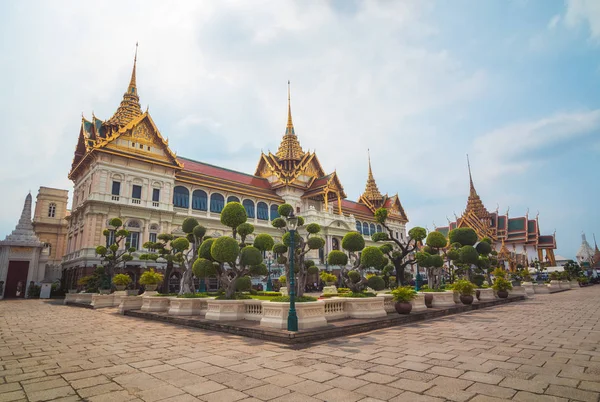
[464,154,490,219]
[363,149,382,201]
[276,81,304,161]
[105,43,142,127]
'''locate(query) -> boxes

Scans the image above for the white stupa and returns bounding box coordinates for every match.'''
[576,233,595,266]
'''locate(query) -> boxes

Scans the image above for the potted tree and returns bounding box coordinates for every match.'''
[492,277,512,298]
[319,271,337,286]
[112,274,132,291]
[391,286,417,314]
[139,269,164,292]
[453,279,476,305]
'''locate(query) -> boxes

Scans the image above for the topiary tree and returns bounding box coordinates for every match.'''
[447,228,492,282]
[94,218,135,290]
[417,231,447,289]
[271,204,325,297]
[327,231,386,292]
[372,208,427,287]
[192,202,273,299]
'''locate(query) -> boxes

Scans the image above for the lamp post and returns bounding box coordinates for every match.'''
[286,211,299,332]
[266,254,273,291]
[415,264,422,292]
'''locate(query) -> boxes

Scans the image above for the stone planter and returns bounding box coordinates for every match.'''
[91,294,115,309]
[521,282,535,297]
[205,299,246,321]
[411,293,427,311]
[323,298,347,321]
[548,280,561,293]
[476,288,495,301]
[377,294,395,313]
[509,286,527,297]
[244,300,263,321]
[68,289,78,294]
[452,291,461,304]
[141,296,171,312]
[168,298,209,316]
[126,290,139,296]
[280,287,288,296]
[118,296,143,314]
[343,297,387,318]
[260,301,327,329]
[570,280,579,288]
[99,289,111,295]
[422,291,455,308]
[145,284,158,291]
[74,293,94,304]
[322,285,337,295]
[115,285,126,291]
[533,284,550,294]
[64,293,77,304]
[559,280,570,289]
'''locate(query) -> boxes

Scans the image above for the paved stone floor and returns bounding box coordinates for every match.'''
[1,288,599,402]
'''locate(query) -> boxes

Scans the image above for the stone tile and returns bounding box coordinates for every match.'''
[466,382,517,399]
[0,390,26,402]
[153,369,207,388]
[182,380,226,397]
[545,384,599,402]
[324,376,369,391]
[356,372,397,384]
[245,368,281,379]
[425,385,476,402]
[396,370,438,382]
[0,382,22,394]
[270,392,321,402]
[263,373,305,387]
[389,378,433,393]
[430,375,473,390]
[70,375,111,389]
[459,371,504,385]
[498,377,548,394]
[427,366,464,378]
[513,391,568,402]
[23,378,69,393]
[27,385,77,402]
[396,361,432,372]
[580,380,600,392]
[77,382,124,398]
[159,394,202,402]
[199,388,248,402]
[333,366,368,378]
[299,369,339,383]
[489,368,533,380]
[245,384,290,400]
[284,379,332,397]
[354,383,402,400]
[389,391,444,402]
[136,384,185,402]
[313,387,364,402]
[468,395,510,402]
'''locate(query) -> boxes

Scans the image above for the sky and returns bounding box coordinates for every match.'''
[0,0,599,259]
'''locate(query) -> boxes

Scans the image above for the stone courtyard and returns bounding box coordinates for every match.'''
[1,288,599,402]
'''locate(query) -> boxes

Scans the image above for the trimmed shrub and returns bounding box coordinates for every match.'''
[211,236,240,264]
[367,275,385,291]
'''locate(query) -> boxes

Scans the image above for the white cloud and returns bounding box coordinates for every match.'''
[564,0,600,40]
[548,14,561,30]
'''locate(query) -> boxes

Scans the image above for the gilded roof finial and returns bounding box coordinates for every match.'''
[362,149,382,201]
[467,154,475,194]
[463,154,490,219]
[276,80,304,161]
[129,42,138,92]
[105,43,143,127]
[287,80,293,130]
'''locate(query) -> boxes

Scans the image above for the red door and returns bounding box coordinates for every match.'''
[5,261,29,298]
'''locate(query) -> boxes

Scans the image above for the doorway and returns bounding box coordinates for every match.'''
[5,261,30,298]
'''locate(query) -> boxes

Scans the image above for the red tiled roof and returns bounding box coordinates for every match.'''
[309,174,332,189]
[179,157,273,190]
[341,199,373,216]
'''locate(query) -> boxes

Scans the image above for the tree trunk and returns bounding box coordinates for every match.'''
[162,262,173,294]
[179,268,194,295]
[224,275,236,299]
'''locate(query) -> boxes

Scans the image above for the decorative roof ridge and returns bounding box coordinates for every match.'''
[105,44,143,127]
[179,156,267,180]
[275,81,304,161]
[362,149,383,201]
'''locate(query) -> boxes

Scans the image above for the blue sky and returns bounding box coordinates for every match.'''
[0,0,598,259]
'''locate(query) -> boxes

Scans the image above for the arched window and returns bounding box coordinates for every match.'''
[173,186,189,208]
[210,193,225,213]
[257,202,269,220]
[48,203,56,218]
[227,196,240,204]
[270,204,279,220]
[332,238,340,250]
[362,222,369,236]
[377,224,382,233]
[370,224,376,236]
[355,220,362,232]
[243,199,255,219]
[192,190,207,211]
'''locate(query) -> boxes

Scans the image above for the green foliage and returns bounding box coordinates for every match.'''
[277,203,293,218]
[342,231,365,252]
[240,246,262,267]
[426,231,447,249]
[307,236,325,250]
[430,254,444,268]
[139,269,164,286]
[563,260,582,280]
[257,291,282,296]
[236,223,254,238]
[328,250,348,266]
[379,243,393,254]
[253,233,274,252]
[371,232,389,242]
[391,286,417,302]
[307,265,319,275]
[192,225,207,239]
[389,275,396,284]
[452,279,475,296]
[248,263,268,276]
[408,227,427,242]
[367,275,385,290]
[278,275,286,284]
[306,223,321,234]
[171,237,190,252]
[235,276,252,291]
[319,272,337,283]
[277,255,287,264]
[348,270,361,283]
[447,249,460,261]
[192,258,217,278]
[112,274,132,286]
[472,274,485,287]
[198,238,215,260]
[282,231,302,247]
[176,293,210,298]
[215,293,252,300]
[182,217,199,234]
[271,217,287,229]
[109,217,123,227]
[449,227,478,246]
[481,237,492,244]
[272,243,288,254]
[297,216,305,227]
[492,277,513,292]
[476,241,492,256]
[270,296,318,302]
[549,271,561,280]
[339,291,377,298]
[220,202,247,229]
[374,208,388,224]
[337,287,351,293]
[361,246,385,269]
[491,267,506,278]
[210,236,240,264]
[459,245,479,264]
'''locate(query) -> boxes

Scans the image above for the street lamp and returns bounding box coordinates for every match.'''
[286,211,299,332]
[415,263,422,292]
[266,253,273,291]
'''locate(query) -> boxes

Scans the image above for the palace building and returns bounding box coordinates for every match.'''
[435,159,557,270]
[61,51,409,291]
